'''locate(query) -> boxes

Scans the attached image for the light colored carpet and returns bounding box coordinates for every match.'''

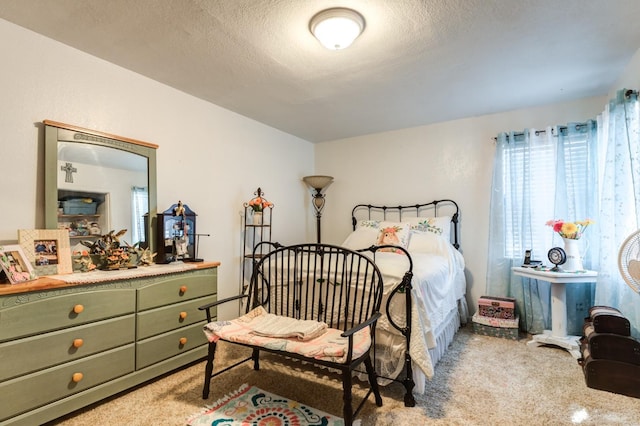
[47,326,640,425]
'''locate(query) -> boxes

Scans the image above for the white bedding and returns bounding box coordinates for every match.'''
[369,245,466,391]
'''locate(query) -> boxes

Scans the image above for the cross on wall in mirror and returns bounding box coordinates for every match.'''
[61,162,77,183]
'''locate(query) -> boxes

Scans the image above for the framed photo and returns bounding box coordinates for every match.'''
[0,244,36,284]
[18,229,72,276]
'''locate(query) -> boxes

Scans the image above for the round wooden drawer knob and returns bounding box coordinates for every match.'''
[179,337,188,345]
[179,286,188,294]
[73,338,84,348]
[73,304,84,314]
[72,372,84,383]
[179,311,188,319]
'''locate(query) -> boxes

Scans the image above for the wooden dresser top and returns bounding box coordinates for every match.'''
[0,261,220,296]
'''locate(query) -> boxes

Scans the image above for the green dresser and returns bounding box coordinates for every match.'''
[0,263,218,425]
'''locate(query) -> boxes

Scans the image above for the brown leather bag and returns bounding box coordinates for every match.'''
[580,326,640,365]
[578,305,640,398]
[585,306,631,336]
[578,355,640,398]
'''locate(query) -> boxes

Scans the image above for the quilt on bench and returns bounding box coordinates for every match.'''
[203,306,371,364]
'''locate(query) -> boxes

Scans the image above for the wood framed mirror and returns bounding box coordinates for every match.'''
[44,120,158,255]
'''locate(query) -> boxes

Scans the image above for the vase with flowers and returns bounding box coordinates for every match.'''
[546,219,594,271]
[245,188,273,225]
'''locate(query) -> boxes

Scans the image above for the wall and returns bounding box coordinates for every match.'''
[0,19,315,320]
[611,47,640,96]
[315,96,607,312]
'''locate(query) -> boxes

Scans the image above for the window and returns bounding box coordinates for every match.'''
[498,125,594,259]
[131,186,148,244]
[487,123,598,335]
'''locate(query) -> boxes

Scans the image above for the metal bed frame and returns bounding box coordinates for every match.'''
[350,199,461,406]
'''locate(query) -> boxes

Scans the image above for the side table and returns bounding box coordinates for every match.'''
[512,266,598,358]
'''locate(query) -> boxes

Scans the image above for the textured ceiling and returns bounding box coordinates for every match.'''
[1,0,640,142]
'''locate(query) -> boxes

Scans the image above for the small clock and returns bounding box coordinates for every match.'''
[548,247,566,271]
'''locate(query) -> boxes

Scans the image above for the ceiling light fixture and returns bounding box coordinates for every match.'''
[309,8,365,50]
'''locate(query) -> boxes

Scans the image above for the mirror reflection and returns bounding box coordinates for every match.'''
[44,121,158,254]
[57,142,148,246]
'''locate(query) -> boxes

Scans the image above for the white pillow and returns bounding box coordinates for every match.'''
[406,216,452,242]
[407,231,450,255]
[341,225,379,250]
[375,221,411,253]
[342,220,410,253]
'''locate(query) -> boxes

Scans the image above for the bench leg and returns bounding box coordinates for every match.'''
[364,356,383,406]
[342,369,353,426]
[252,348,260,370]
[202,341,217,399]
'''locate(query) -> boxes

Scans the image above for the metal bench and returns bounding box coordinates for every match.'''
[198,242,387,425]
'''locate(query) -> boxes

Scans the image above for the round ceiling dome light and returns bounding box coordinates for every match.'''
[309,8,365,50]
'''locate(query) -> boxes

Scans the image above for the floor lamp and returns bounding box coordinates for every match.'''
[303,175,334,243]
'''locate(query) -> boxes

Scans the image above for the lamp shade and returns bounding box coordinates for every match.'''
[303,175,334,191]
[309,8,365,50]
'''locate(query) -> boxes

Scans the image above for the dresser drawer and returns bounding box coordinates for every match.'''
[136,321,208,369]
[137,268,216,311]
[0,344,134,421]
[137,295,216,339]
[0,289,135,342]
[0,315,135,381]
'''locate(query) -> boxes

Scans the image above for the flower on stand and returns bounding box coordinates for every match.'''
[248,197,272,212]
[546,219,594,240]
[245,188,274,216]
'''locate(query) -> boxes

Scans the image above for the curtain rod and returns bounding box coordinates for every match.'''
[492,88,638,143]
[492,122,590,142]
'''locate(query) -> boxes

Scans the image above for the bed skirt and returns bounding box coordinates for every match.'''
[413,297,468,393]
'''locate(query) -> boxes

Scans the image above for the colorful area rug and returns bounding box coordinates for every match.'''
[186,383,346,425]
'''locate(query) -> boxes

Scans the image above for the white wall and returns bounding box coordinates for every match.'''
[315,96,607,312]
[611,47,640,96]
[0,19,315,320]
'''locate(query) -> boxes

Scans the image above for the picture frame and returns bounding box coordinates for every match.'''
[18,229,73,276]
[0,244,37,284]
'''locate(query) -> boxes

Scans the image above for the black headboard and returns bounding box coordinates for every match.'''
[351,199,460,249]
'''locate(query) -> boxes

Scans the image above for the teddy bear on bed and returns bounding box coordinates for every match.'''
[377,225,405,253]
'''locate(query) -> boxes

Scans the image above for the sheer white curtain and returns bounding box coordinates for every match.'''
[594,89,640,337]
[486,123,598,334]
